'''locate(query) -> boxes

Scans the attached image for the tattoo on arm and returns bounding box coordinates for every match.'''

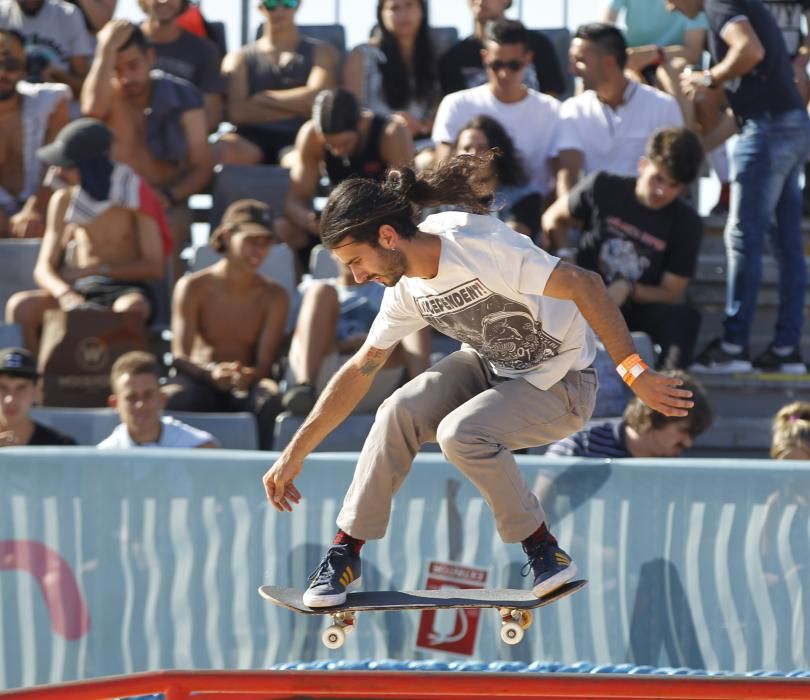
[357,347,388,376]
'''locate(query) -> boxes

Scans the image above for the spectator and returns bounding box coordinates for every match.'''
[543,127,704,369]
[0,0,93,99]
[139,0,224,132]
[672,0,810,374]
[215,0,338,166]
[439,0,567,97]
[164,199,288,451]
[0,346,77,445]
[81,20,213,278]
[282,87,414,263]
[66,0,115,34]
[543,370,712,458]
[432,19,561,199]
[0,28,70,239]
[770,400,810,460]
[98,350,218,448]
[763,1,810,101]
[5,118,166,353]
[555,23,684,200]
[343,0,440,144]
[603,0,709,80]
[282,253,431,416]
[453,114,542,239]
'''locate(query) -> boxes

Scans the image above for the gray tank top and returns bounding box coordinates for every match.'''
[242,36,317,93]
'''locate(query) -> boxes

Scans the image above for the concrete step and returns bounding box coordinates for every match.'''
[694,253,810,287]
[690,372,810,419]
[701,214,810,255]
[688,416,772,459]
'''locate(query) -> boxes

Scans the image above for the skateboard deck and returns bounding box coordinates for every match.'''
[258,580,587,648]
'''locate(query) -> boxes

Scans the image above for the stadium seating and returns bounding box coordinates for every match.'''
[308,244,339,279]
[0,239,40,317]
[209,163,290,228]
[0,322,23,349]
[430,26,460,58]
[536,27,574,97]
[30,407,259,449]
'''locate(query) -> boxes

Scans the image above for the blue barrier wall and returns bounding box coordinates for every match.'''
[0,448,809,690]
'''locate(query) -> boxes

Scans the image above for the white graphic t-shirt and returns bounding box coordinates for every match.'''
[366,212,597,390]
[97,416,217,449]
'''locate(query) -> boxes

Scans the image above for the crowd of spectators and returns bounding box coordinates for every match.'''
[0,0,808,454]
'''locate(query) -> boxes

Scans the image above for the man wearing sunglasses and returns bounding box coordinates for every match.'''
[214,0,339,167]
[432,19,561,200]
[0,28,70,238]
[439,0,566,98]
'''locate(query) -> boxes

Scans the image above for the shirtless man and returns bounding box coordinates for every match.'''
[214,0,338,166]
[0,28,70,238]
[283,87,413,259]
[4,118,165,353]
[81,20,213,276]
[164,199,289,450]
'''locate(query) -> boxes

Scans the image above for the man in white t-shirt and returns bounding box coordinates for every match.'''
[555,23,684,200]
[261,157,694,608]
[98,351,218,449]
[432,19,560,196]
[0,0,93,99]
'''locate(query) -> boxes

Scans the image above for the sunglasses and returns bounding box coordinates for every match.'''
[262,0,298,10]
[486,59,526,72]
[0,57,23,72]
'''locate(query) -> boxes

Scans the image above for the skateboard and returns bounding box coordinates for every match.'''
[258,580,587,649]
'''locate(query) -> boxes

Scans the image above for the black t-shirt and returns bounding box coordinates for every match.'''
[29,422,77,446]
[705,0,804,118]
[438,31,566,97]
[569,172,702,287]
[324,115,389,185]
[764,0,810,56]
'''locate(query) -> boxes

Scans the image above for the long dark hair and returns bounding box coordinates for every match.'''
[374,0,437,111]
[320,156,493,248]
[454,115,528,187]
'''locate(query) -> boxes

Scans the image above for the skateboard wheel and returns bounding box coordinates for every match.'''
[322,625,346,649]
[501,621,524,645]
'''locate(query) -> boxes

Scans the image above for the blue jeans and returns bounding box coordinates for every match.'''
[724,108,810,348]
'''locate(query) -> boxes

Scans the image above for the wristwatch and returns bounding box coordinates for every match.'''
[701,70,717,89]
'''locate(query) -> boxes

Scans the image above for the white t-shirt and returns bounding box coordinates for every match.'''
[431,85,561,195]
[0,0,93,72]
[366,212,597,390]
[97,416,217,449]
[554,81,684,177]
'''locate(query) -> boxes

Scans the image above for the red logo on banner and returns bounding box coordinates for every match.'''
[415,561,488,656]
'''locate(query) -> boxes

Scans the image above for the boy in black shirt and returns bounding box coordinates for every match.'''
[543,127,704,369]
[0,347,77,446]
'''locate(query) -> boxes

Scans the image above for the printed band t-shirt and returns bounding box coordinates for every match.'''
[569,172,703,286]
[705,0,804,118]
[366,212,597,390]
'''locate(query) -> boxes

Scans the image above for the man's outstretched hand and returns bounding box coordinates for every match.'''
[262,454,303,512]
[631,370,694,417]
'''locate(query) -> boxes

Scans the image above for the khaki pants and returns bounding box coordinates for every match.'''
[337,349,598,543]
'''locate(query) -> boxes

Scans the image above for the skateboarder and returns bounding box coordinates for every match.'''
[262,155,694,608]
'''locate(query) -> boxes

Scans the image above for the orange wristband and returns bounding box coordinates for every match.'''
[616,353,649,386]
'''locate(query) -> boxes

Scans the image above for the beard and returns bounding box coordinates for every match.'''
[376,247,407,287]
[18,1,45,16]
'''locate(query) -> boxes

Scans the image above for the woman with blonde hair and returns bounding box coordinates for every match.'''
[771,401,810,460]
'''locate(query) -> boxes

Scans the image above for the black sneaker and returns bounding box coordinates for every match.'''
[752,345,808,375]
[689,338,752,374]
[521,540,578,599]
[302,544,362,608]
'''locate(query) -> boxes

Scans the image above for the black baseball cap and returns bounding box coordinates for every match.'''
[37,118,112,168]
[0,347,38,380]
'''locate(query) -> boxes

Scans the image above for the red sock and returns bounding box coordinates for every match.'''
[522,523,557,549]
[333,529,365,555]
